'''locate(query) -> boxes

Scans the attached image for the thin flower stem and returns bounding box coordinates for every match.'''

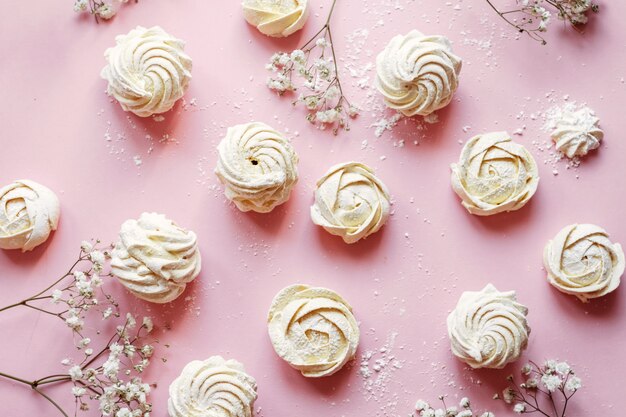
[0,371,33,386]
[0,253,85,313]
[32,386,69,417]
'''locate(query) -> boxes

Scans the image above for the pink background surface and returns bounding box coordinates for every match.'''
[1,0,624,416]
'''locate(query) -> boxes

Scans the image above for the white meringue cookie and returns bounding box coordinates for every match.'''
[215,122,299,213]
[101,26,192,117]
[550,106,603,158]
[168,356,257,417]
[0,180,60,252]
[544,224,624,302]
[111,212,201,303]
[310,162,390,244]
[447,284,530,369]
[451,131,539,216]
[376,30,462,117]
[268,284,360,378]
[242,0,309,37]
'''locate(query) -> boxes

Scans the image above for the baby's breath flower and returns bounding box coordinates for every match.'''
[565,376,582,392]
[51,289,63,303]
[72,386,87,397]
[415,400,429,411]
[513,403,526,413]
[73,0,88,12]
[541,374,562,392]
[142,317,153,333]
[555,361,571,375]
[502,387,516,404]
[69,365,83,381]
[96,3,116,20]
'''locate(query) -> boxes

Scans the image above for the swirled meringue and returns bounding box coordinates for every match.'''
[101,26,192,117]
[310,162,390,244]
[215,122,299,213]
[0,180,60,252]
[451,131,539,216]
[544,224,624,302]
[242,0,309,37]
[447,284,530,369]
[550,106,603,158]
[111,212,201,303]
[267,284,360,378]
[168,356,257,417]
[376,30,462,117]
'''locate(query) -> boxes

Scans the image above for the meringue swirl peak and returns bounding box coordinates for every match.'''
[101,26,192,117]
[111,212,201,303]
[376,30,462,117]
[447,284,530,369]
[216,122,299,213]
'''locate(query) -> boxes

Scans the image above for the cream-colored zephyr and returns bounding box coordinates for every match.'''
[242,0,309,37]
[447,284,530,369]
[0,180,60,252]
[451,131,539,216]
[550,106,603,158]
[168,356,257,417]
[310,162,390,244]
[544,224,624,302]
[268,284,360,378]
[111,212,201,303]
[101,26,192,117]
[376,30,462,117]
[216,122,299,213]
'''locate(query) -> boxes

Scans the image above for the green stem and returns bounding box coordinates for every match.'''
[0,371,33,386]
[0,372,69,417]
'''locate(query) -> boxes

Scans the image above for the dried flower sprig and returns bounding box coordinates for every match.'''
[414,395,494,417]
[265,0,359,134]
[73,0,137,22]
[0,241,156,417]
[485,0,599,44]
[496,360,582,416]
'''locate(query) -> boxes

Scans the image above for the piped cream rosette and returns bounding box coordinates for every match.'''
[101,26,192,117]
[267,284,360,378]
[310,162,390,244]
[451,131,539,216]
[168,356,257,417]
[242,0,309,37]
[0,179,60,252]
[544,224,624,302]
[447,284,530,369]
[111,212,201,303]
[376,30,462,117]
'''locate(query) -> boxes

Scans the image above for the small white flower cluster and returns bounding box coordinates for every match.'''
[63,312,155,416]
[489,0,598,43]
[265,32,359,133]
[499,359,583,416]
[72,0,132,21]
[49,242,116,336]
[415,396,494,417]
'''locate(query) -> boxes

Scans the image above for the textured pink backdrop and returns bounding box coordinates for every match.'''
[1,0,624,416]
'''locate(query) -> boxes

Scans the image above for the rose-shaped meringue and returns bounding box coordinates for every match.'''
[0,180,60,252]
[550,106,603,158]
[215,122,299,213]
[310,162,390,244]
[447,284,530,369]
[242,0,309,37]
[376,30,462,117]
[451,131,539,216]
[101,26,192,117]
[267,284,360,378]
[111,212,201,303]
[168,356,257,417]
[544,224,624,302]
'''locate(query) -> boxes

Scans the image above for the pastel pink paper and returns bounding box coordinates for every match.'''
[0,1,624,416]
